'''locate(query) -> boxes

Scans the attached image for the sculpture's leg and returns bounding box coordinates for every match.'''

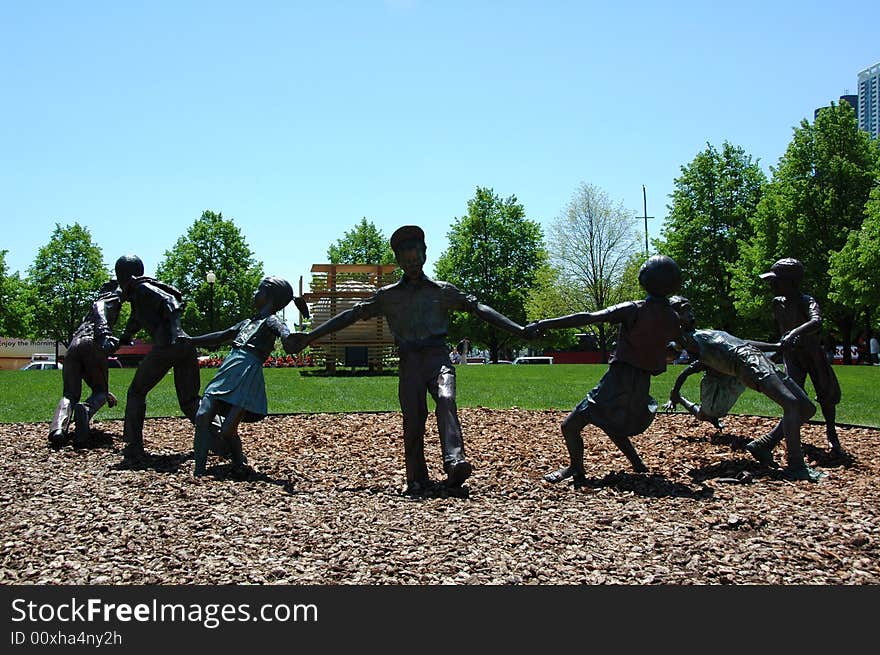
[398,352,430,491]
[820,401,840,453]
[48,397,73,447]
[193,395,220,476]
[430,363,471,487]
[608,434,648,473]
[544,410,589,485]
[173,342,201,424]
[123,349,171,460]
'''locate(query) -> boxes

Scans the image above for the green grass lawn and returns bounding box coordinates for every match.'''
[2,363,879,426]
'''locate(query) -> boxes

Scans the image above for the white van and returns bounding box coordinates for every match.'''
[512,356,554,365]
[21,360,62,370]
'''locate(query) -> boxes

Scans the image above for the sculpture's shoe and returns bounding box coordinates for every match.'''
[48,430,70,448]
[444,460,473,488]
[571,473,588,489]
[746,441,779,468]
[631,461,649,474]
[404,479,432,496]
[72,403,90,449]
[121,444,147,465]
[781,465,826,483]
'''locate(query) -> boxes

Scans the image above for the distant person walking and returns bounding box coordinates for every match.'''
[870,334,880,365]
[456,337,470,363]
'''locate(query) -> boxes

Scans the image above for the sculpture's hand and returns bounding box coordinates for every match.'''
[524,321,544,340]
[779,331,799,350]
[99,335,120,354]
[662,400,676,413]
[768,345,784,365]
[283,332,310,354]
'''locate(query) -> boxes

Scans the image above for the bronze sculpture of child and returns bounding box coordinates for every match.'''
[666,295,824,482]
[48,280,122,448]
[759,258,843,455]
[527,255,683,487]
[284,225,528,495]
[183,276,305,477]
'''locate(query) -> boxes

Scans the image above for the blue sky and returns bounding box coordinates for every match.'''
[2,1,877,293]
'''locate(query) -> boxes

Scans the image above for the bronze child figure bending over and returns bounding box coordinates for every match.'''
[666,296,824,482]
[48,280,122,449]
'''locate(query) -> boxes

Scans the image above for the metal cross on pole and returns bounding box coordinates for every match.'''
[641,185,655,258]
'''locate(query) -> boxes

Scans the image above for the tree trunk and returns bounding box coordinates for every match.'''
[598,324,608,364]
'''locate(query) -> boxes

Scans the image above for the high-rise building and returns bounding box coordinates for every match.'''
[858,62,880,138]
[814,94,858,121]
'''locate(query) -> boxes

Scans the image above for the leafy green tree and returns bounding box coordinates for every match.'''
[614,252,645,304]
[0,250,35,337]
[656,141,765,332]
[155,210,264,335]
[829,186,880,334]
[434,187,545,361]
[327,218,395,264]
[546,182,641,360]
[731,102,880,356]
[27,223,109,347]
[524,262,580,351]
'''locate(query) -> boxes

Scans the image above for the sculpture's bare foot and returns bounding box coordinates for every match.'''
[632,461,649,474]
[544,466,575,483]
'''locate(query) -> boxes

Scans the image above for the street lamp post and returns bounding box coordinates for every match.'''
[206,271,216,331]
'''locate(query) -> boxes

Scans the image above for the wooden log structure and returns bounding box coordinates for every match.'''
[301,264,399,372]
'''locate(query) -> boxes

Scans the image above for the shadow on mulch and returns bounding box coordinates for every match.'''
[803,443,856,469]
[579,472,713,499]
[689,458,770,484]
[201,463,297,493]
[109,451,193,474]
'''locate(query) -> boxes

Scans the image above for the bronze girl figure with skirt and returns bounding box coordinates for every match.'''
[183,276,306,477]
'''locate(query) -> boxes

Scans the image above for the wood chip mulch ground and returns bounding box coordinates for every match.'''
[1,410,878,585]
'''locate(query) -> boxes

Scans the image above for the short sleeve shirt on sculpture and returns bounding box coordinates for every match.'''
[350,275,477,344]
[772,293,823,351]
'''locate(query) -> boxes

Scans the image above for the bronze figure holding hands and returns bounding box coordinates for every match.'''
[285,225,528,494]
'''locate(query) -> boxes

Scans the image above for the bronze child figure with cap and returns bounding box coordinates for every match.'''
[665,296,824,482]
[47,280,123,449]
[759,258,843,455]
[526,255,683,486]
[283,225,529,495]
[181,276,306,477]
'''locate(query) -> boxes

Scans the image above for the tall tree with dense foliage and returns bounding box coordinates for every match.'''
[656,141,765,332]
[524,263,580,351]
[27,223,108,346]
[434,187,544,361]
[327,218,395,264]
[829,186,880,333]
[0,250,35,337]
[732,102,880,355]
[545,182,641,359]
[155,210,264,335]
